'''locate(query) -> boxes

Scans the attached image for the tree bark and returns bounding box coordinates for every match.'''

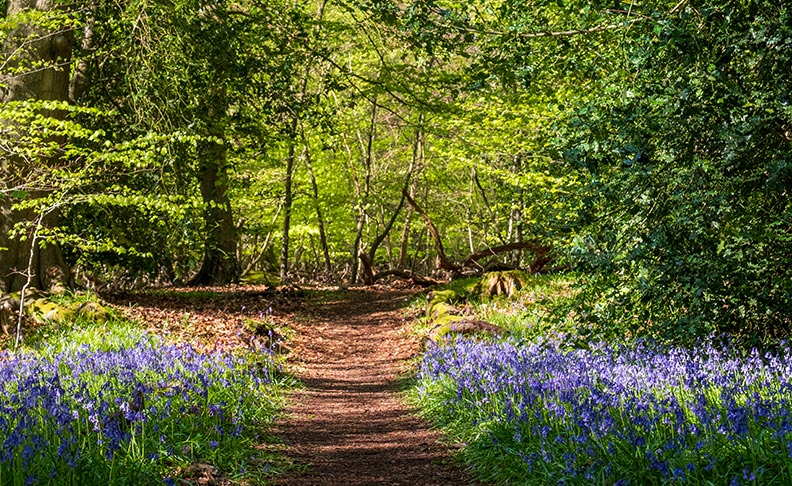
[68,3,95,103]
[279,135,296,281]
[400,183,552,276]
[1,0,72,292]
[189,101,240,286]
[303,144,331,274]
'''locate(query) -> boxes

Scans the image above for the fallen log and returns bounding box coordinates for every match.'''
[428,319,503,341]
[369,268,440,287]
[464,241,551,267]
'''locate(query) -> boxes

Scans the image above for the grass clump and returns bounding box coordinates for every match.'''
[412,272,577,344]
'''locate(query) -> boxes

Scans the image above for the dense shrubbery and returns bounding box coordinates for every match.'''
[559,0,792,340]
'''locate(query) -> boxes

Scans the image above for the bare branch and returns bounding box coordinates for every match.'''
[14,195,66,349]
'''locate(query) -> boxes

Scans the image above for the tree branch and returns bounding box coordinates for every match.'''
[402,188,458,272]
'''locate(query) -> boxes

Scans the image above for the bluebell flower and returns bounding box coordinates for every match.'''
[0,333,275,480]
[417,337,792,483]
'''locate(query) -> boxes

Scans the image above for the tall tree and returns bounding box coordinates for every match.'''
[278,0,328,281]
[185,3,240,285]
[0,0,73,291]
[88,0,272,286]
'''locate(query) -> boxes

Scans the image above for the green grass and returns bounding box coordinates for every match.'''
[411,272,580,343]
[473,273,578,341]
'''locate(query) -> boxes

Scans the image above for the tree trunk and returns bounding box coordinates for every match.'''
[278,0,329,282]
[189,108,240,286]
[402,188,457,272]
[508,155,525,266]
[242,201,282,275]
[359,190,407,285]
[279,136,296,282]
[69,2,95,103]
[463,241,551,268]
[1,0,72,292]
[397,207,412,270]
[0,202,68,292]
[349,207,366,285]
[398,113,424,270]
[358,147,417,285]
[303,144,331,274]
[182,4,241,287]
[348,99,376,284]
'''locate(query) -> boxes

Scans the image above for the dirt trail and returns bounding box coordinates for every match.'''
[273,288,478,486]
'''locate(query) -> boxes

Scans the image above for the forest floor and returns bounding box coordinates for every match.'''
[111,285,479,485]
[271,287,479,486]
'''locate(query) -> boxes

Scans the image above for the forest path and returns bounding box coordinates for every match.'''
[273,287,477,486]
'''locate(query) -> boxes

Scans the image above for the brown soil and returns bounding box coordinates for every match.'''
[273,287,479,486]
[106,285,478,485]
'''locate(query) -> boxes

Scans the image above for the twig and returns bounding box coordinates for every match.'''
[14,196,65,350]
[14,210,44,350]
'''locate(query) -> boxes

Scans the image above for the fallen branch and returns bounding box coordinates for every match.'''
[400,188,555,278]
[464,241,550,266]
[369,268,440,287]
[465,241,553,273]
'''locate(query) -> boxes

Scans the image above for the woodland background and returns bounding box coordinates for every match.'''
[2,0,790,342]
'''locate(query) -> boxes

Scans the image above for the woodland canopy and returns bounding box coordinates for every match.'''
[1,0,790,341]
